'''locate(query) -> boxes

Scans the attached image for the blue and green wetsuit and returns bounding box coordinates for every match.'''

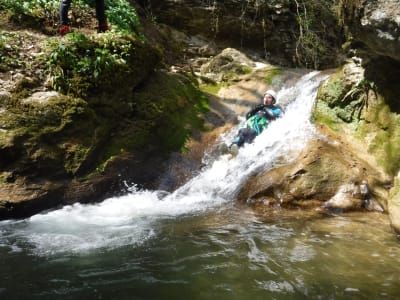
[231,104,282,147]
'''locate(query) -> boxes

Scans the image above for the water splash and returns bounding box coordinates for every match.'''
[0,71,329,256]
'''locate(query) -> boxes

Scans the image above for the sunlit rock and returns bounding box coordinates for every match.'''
[389,174,400,234]
[237,125,390,214]
[349,0,400,62]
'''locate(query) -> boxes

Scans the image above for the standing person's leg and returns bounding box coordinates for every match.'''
[95,0,110,32]
[59,0,72,35]
[59,0,72,25]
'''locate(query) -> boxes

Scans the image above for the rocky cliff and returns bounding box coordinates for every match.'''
[135,0,343,69]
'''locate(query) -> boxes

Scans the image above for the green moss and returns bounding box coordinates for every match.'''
[357,104,400,176]
[311,107,342,132]
[317,69,346,107]
[200,83,222,95]
[316,69,400,176]
[263,67,283,85]
[314,67,369,127]
[88,71,209,172]
[0,93,102,175]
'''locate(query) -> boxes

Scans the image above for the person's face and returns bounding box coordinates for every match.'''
[263,94,274,105]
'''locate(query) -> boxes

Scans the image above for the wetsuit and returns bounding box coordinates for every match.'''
[231,104,283,147]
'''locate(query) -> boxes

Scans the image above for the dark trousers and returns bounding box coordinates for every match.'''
[232,127,257,147]
[60,0,106,26]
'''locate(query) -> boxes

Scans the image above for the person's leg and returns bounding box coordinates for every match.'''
[95,0,110,32]
[238,128,257,146]
[59,0,72,35]
[231,132,244,147]
[59,0,72,26]
[95,0,107,24]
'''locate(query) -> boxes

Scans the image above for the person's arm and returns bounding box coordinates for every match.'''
[260,105,282,120]
[246,104,264,119]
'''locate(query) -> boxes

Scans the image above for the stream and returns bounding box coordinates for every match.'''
[1,71,399,299]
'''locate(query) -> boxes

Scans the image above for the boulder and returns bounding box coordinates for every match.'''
[200,48,255,82]
[347,0,400,62]
[237,125,389,213]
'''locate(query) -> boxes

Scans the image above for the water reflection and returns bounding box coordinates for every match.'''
[1,206,399,299]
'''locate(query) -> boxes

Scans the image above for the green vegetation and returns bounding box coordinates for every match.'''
[263,67,283,84]
[44,31,161,97]
[106,0,141,34]
[341,79,377,120]
[293,0,333,69]
[0,0,141,33]
[200,83,223,95]
[0,31,20,71]
[314,66,400,176]
[0,0,209,179]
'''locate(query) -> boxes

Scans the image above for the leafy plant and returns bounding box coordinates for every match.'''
[0,0,141,34]
[0,0,66,23]
[293,0,329,69]
[45,31,134,96]
[106,0,141,34]
[341,79,377,120]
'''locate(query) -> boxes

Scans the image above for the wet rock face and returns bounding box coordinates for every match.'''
[237,125,389,213]
[146,0,293,48]
[141,0,341,68]
[350,0,400,62]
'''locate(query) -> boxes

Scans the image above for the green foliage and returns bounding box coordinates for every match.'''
[341,79,377,120]
[0,31,15,70]
[293,0,332,69]
[0,0,66,26]
[44,31,156,97]
[106,0,141,34]
[0,0,141,34]
[0,0,59,19]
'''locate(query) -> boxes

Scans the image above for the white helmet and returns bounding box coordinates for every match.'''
[264,89,277,103]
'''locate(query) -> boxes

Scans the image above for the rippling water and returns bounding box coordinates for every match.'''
[1,71,399,299]
[1,207,399,299]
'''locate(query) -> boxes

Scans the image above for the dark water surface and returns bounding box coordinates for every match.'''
[1,206,399,300]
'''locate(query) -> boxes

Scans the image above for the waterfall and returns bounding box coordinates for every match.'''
[0,71,328,256]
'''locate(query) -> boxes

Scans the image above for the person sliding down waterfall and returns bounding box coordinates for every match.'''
[228,90,283,155]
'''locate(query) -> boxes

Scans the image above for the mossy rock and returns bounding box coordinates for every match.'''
[314,62,400,176]
[200,48,255,82]
[100,70,209,160]
[0,92,100,176]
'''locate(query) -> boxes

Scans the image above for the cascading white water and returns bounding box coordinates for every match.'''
[0,71,328,256]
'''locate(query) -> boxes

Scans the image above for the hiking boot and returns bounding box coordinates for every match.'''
[59,25,71,36]
[98,22,111,33]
